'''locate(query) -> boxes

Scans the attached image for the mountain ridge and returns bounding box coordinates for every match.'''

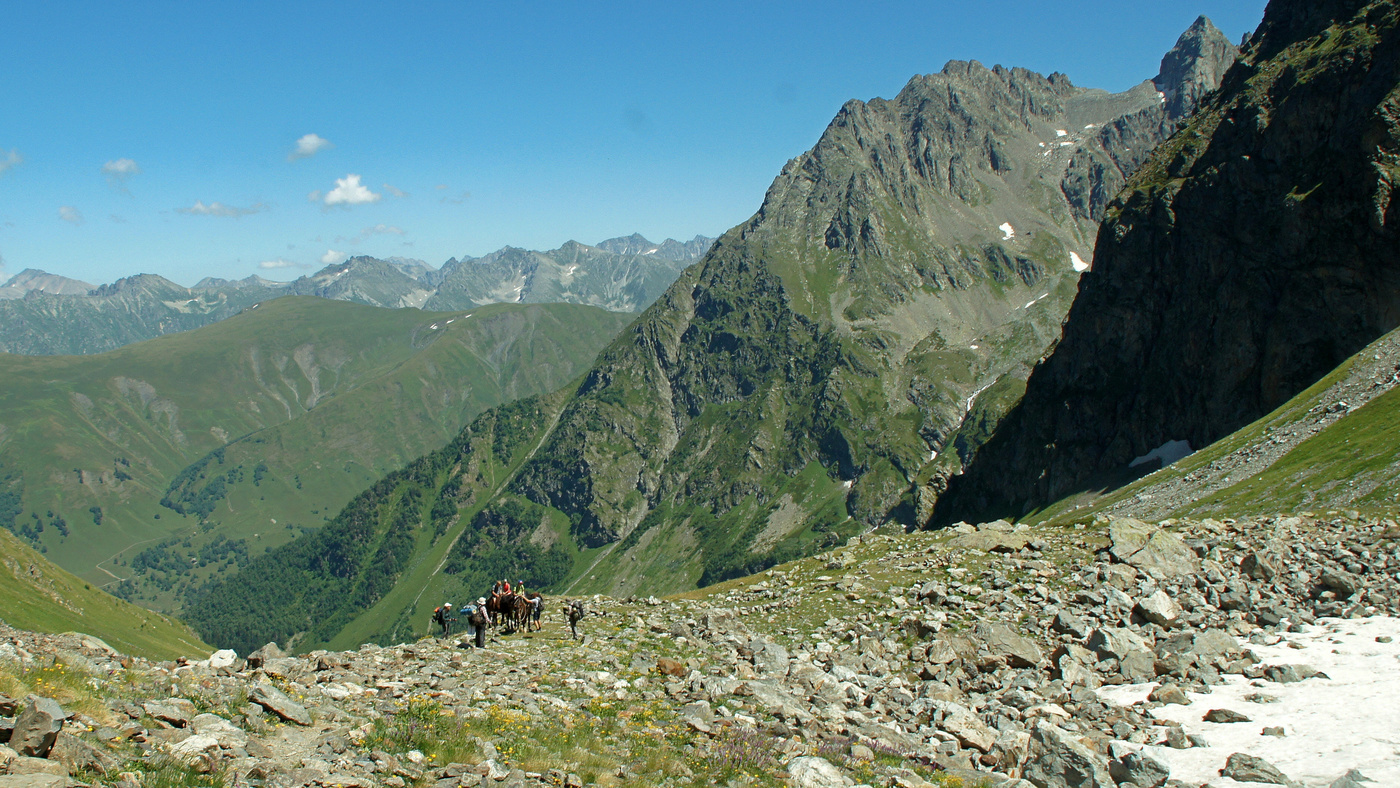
[934,0,1400,524]
[184,18,1238,650]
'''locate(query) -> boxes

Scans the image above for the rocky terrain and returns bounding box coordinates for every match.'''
[6,512,1398,787]
[937,0,1400,524]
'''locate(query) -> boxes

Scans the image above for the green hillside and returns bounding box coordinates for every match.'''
[1028,326,1400,524]
[0,297,632,611]
[0,528,209,660]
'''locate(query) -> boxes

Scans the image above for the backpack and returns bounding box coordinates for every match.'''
[432,606,444,623]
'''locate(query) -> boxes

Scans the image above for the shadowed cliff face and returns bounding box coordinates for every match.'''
[934,0,1400,524]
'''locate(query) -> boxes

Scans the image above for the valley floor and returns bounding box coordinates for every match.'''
[1,511,1397,788]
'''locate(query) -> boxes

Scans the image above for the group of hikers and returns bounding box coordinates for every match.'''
[431,579,588,647]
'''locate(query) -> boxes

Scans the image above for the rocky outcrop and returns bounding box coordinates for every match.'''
[9,509,1398,787]
[935,0,1400,523]
[1154,16,1239,119]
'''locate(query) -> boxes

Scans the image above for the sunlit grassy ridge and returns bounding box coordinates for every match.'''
[0,528,209,660]
[0,296,632,612]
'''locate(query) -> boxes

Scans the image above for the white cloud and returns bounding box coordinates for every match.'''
[258,258,307,270]
[102,158,141,191]
[289,134,332,161]
[0,149,21,177]
[324,174,380,206]
[178,200,267,218]
[383,183,408,199]
[321,249,348,265]
[59,206,84,225]
[339,223,405,244]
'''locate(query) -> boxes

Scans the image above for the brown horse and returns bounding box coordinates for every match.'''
[509,594,532,633]
[486,593,531,633]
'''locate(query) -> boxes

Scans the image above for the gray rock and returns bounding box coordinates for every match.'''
[1024,721,1115,787]
[1053,612,1090,639]
[752,642,790,676]
[248,683,311,726]
[1088,627,1150,661]
[245,642,284,669]
[1321,571,1361,598]
[1108,520,1198,579]
[1203,708,1251,723]
[9,696,67,758]
[948,530,1032,554]
[973,622,1043,668]
[142,699,197,728]
[787,755,853,788]
[1329,768,1374,788]
[930,700,996,753]
[1221,752,1292,785]
[1110,749,1170,788]
[1136,590,1182,628]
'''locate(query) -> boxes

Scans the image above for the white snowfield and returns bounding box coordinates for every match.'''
[1098,616,1400,787]
[999,222,1016,240]
[1070,251,1090,272]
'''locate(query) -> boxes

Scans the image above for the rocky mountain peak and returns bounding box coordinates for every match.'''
[934,0,1400,524]
[0,268,96,298]
[1153,16,1239,118]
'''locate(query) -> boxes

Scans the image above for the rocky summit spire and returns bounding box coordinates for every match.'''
[1154,16,1239,119]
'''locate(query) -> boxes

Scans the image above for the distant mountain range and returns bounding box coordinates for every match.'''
[0,234,713,355]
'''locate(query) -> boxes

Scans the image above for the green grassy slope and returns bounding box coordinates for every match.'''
[0,297,632,610]
[0,529,210,660]
[1028,327,1400,524]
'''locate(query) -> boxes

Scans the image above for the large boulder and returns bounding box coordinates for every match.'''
[9,696,68,758]
[1087,627,1151,661]
[1107,520,1198,579]
[248,683,311,726]
[1024,722,1114,787]
[245,642,284,669]
[1135,590,1182,628]
[787,756,853,788]
[1109,748,1170,787]
[142,699,198,728]
[1220,752,1292,785]
[930,700,996,753]
[973,622,1044,668]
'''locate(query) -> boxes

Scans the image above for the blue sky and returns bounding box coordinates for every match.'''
[0,1,1268,287]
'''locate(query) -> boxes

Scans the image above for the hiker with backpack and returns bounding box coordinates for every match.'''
[470,597,489,647]
[566,599,586,640]
[432,602,455,637]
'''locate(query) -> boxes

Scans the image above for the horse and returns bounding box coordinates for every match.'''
[485,593,512,632]
[508,594,532,633]
[486,593,530,633]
